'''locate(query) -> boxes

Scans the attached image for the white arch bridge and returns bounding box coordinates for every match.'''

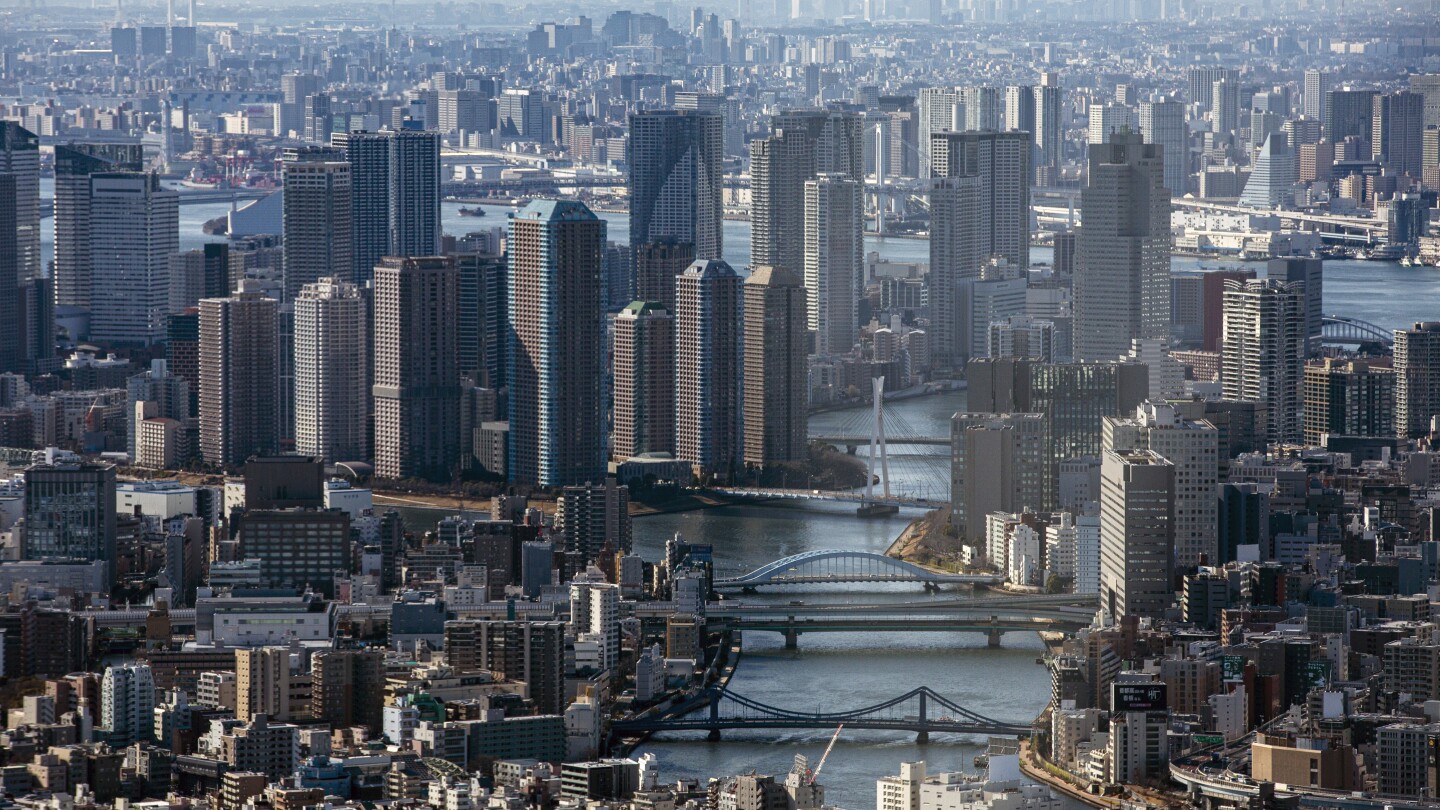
[712,549,1002,590]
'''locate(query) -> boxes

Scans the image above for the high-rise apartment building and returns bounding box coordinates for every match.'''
[1303,70,1329,122]
[1139,98,1188,195]
[929,130,1033,272]
[570,581,621,674]
[963,86,999,131]
[1074,132,1170,362]
[101,664,155,747]
[1035,73,1064,173]
[89,172,179,345]
[1395,322,1440,440]
[612,301,675,460]
[1005,85,1036,140]
[456,253,508,390]
[0,176,19,375]
[1372,91,1426,177]
[281,159,352,300]
[331,130,389,285]
[294,278,370,463]
[1221,280,1307,446]
[443,620,567,716]
[1099,449,1174,622]
[878,97,920,179]
[373,256,459,481]
[633,240,695,315]
[1260,258,1322,353]
[199,281,279,469]
[22,460,117,576]
[1325,89,1378,144]
[310,649,384,732]
[627,110,724,261]
[52,143,143,311]
[950,413,1048,546]
[917,87,962,178]
[557,479,632,559]
[508,201,606,487]
[330,130,440,285]
[1104,402,1219,569]
[217,715,301,781]
[1087,102,1134,146]
[235,648,293,722]
[929,174,983,367]
[168,243,232,313]
[1303,358,1395,445]
[675,259,741,478]
[742,266,808,467]
[0,122,39,283]
[389,130,442,258]
[1211,79,1240,138]
[751,110,865,280]
[303,93,331,142]
[803,173,863,356]
[1186,67,1238,112]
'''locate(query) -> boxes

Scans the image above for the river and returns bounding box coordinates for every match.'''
[627,390,1055,809]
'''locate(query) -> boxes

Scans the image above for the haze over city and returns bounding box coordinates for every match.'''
[0,2,1438,810]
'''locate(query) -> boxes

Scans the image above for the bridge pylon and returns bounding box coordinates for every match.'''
[859,376,899,517]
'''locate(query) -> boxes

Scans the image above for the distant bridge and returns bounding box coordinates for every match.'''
[706,600,1097,648]
[713,487,944,510]
[707,592,1100,615]
[811,434,948,446]
[611,685,1032,743]
[712,549,999,590]
[1321,314,1394,346]
[39,188,271,219]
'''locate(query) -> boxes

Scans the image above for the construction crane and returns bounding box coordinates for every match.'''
[808,724,844,785]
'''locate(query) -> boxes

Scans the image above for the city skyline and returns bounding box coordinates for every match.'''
[0,3,1437,808]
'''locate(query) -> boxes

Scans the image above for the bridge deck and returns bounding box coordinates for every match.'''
[612,685,1032,740]
[614,717,1031,736]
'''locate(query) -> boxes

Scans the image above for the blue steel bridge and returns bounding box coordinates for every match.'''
[611,685,1034,744]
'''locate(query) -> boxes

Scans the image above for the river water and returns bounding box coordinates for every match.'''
[626,390,1063,809]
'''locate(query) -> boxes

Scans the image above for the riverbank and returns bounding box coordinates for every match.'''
[370,488,744,518]
[1018,737,1120,810]
[611,629,742,757]
[886,507,969,571]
